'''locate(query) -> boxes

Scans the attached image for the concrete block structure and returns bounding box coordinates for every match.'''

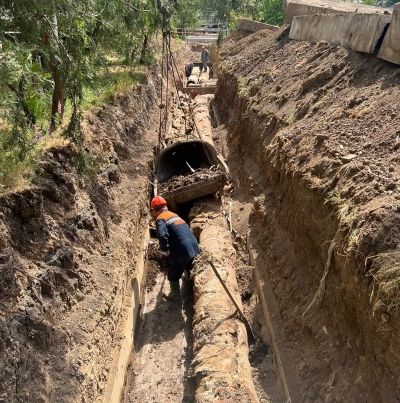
[238,18,279,32]
[289,13,391,54]
[378,3,400,65]
[283,0,391,24]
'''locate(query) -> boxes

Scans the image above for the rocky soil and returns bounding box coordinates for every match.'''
[158,168,226,193]
[214,27,400,402]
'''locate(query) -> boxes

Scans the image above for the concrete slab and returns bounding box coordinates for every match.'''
[186,35,218,43]
[378,3,400,65]
[238,18,279,32]
[289,13,391,54]
[283,0,391,24]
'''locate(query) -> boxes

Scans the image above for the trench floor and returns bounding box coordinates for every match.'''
[123,269,196,403]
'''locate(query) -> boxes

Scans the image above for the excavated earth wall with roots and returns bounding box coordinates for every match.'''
[213,28,400,402]
[0,68,163,403]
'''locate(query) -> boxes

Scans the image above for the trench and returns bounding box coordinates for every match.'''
[2,28,399,403]
[114,58,293,403]
[99,35,400,403]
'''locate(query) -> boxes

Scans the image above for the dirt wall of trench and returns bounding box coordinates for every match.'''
[213,28,400,402]
[0,69,163,403]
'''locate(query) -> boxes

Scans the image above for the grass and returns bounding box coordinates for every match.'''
[0,54,149,194]
[325,191,358,223]
[346,227,361,252]
[369,254,400,312]
[237,77,251,98]
[286,112,297,125]
[260,95,271,107]
[82,62,148,108]
[253,194,265,203]
[0,125,70,193]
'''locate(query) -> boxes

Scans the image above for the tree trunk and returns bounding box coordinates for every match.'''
[140,34,149,64]
[42,30,65,125]
[50,64,65,120]
[6,80,36,125]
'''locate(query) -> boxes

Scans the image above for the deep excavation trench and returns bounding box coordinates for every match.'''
[124,31,400,403]
[2,29,400,403]
[122,58,287,403]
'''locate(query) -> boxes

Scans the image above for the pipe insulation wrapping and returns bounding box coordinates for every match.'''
[192,95,215,146]
[189,202,259,403]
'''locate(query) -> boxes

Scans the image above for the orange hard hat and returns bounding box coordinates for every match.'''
[150,196,167,210]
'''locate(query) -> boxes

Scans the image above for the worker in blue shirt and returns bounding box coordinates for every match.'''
[151,196,200,300]
[200,46,210,73]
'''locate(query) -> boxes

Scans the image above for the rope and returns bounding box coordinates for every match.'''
[164,33,169,139]
[167,39,185,90]
[166,36,183,99]
[302,238,337,318]
[158,36,165,150]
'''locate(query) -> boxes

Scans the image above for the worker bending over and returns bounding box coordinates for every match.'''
[185,62,194,78]
[151,196,200,300]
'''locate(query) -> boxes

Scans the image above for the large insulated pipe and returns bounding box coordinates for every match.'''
[189,199,259,403]
[187,74,199,85]
[192,94,215,146]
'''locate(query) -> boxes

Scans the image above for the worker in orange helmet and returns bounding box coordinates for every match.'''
[150,196,200,300]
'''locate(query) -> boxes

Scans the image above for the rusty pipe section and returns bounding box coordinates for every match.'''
[189,199,259,403]
[192,94,215,147]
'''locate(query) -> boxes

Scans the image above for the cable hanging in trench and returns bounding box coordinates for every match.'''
[157,0,173,152]
[165,38,214,167]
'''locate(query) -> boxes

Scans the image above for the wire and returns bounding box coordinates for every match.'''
[167,41,214,166]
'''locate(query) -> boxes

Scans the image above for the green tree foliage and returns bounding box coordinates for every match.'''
[259,0,284,26]
[172,0,200,30]
[383,0,400,5]
[342,0,377,6]
[0,0,165,156]
[200,0,259,25]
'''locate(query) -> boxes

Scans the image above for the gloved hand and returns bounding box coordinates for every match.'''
[161,250,170,256]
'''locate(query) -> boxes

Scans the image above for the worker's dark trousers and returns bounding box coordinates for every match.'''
[167,257,195,281]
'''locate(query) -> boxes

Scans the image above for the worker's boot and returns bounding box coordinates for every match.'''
[163,281,180,300]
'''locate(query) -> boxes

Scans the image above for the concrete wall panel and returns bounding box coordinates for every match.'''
[289,13,391,54]
[378,3,400,65]
[238,18,279,32]
[284,0,391,24]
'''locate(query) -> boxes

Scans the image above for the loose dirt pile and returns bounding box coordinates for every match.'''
[214,27,400,402]
[158,168,226,193]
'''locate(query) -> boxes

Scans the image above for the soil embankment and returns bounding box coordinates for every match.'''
[2,28,400,403]
[213,28,400,402]
[0,69,162,402]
